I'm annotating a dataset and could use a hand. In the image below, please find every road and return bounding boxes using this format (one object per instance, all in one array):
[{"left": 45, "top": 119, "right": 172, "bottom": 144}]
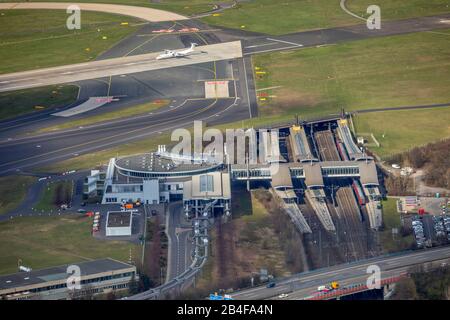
[
  {"left": 231, "top": 246, "right": 450, "bottom": 300},
  {"left": 166, "top": 203, "right": 194, "bottom": 282}
]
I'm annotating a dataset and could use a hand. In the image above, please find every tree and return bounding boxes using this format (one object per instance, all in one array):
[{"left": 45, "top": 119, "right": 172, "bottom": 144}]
[{"left": 391, "top": 278, "right": 417, "bottom": 300}]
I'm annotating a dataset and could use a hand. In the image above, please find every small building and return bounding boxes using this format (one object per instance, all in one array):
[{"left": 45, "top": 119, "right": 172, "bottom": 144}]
[
  {"left": 106, "top": 211, "right": 133, "bottom": 237},
  {"left": 0, "top": 258, "right": 136, "bottom": 300}
]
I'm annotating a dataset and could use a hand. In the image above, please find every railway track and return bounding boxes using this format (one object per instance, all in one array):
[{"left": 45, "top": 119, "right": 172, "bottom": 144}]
[
  {"left": 314, "top": 130, "right": 340, "bottom": 161},
  {"left": 335, "top": 187, "right": 368, "bottom": 261}
]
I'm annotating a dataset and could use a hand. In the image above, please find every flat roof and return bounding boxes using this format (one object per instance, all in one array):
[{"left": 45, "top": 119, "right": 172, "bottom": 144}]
[
  {"left": 358, "top": 161, "right": 379, "bottom": 186},
  {"left": 184, "top": 172, "right": 231, "bottom": 200},
  {"left": 107, "top": 211, "right": 132, "bottom": 228},
  {"left": 0, "top": 258, "right": 134, "bottom": 291},
  {"left": 271, "top": 164, "right": 293, "bottom": 189},
  {"left": 303, "top": 163, "right": 324, "bottom": 187},
  {"left": 115, "top": 152, "right": 219, "bottom": 174}
]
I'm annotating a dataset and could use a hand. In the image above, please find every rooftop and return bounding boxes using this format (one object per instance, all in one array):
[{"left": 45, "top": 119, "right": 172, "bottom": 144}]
[
  {"left": 107, "top": 211, "right": 132, "bottom": 228},
  {"left": 115, "top": 152, "right": 221, "bottom": 174},
  {"left": 0, "top": 258, "right": 134, "bottom": 291}
]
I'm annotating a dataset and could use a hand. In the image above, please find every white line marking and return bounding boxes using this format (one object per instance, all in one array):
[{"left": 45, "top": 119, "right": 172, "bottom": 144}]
[
  {"left": 241, "top": 58, "right": 253, "bottom": 118},
  {"left": 256, "top": 86, "right": 282, "bottom": 92},
  {"left": 245, "top": 45, "right": 304, "bottom": 55},
  {"left": 244, "top": 43, "right": 279, "bottom": 49},
  {"left": 266, "top": 37, "right": 303, "bottom": 47},
  {"left": 3, "top": 83, "right": 43, "bottom": 90}
]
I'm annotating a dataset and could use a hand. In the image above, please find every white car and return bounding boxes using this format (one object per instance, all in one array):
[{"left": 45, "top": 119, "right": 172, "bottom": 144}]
[{"left": 278, "top": 293, "right": 289, "bottom": 299}]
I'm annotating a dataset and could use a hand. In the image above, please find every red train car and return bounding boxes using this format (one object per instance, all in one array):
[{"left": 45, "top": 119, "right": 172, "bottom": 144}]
[
  {"left": 336, "top": 141, "right": 349, "bottom": 161},
  {"left": 352, "top": 180, "right": 366, "bottom": 206}
]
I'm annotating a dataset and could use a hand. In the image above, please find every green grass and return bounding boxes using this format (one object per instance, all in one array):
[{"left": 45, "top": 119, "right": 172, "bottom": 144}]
[
  {"left": 2, "top": 0, "right": 228, "bottom": 16},
  {"left": 0, "top": 175, "right": 36, "bottom": 215},
  {"left": 34, "top": 180, "right": 73, "bottom": 211},
  {"left": 202, "top": 0, "right": 450, "bottom": 35},
  {"left": 39, "top": 99, "right": 170, "bottom": 133},
  {"left": 0, "top": 85, "right": 78, "bottom": 121},
  {"left": 253, "top": 29, "right": 450, "bottom": 119},
  {"left": 346, "top": 0, "right": 450, "bottom": 21},
  {"left": 0, "top": 215, "right": 139, "bottom": 275},
  {"left": 354, "top": 107, "right": 450, "bottom": 158},
  {"left": 0, "top": 9, "right": 140, "bottom": 74},
  {"left": 379, "top": 198, "right": 414, "bottom": 253}
]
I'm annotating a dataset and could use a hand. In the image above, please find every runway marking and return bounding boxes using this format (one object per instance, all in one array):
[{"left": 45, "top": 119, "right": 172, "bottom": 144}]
[
  {"left": 266, "top": 37, "right": 303, "bottom": 47},
  {"left": 242, "top": 57, "right": 253, "bottom": 118},
  {"left": 0, "top": 77, "right": 36, "bottom": 84},
  {"left": 0, "top": 99, "right": 221, "bottom": 170},
  {"left": 124, "top": 33, "right": 162, "bottom": 57},
  {"left": 244, "top": 43, "right": 279, "bottom": 49},
  {"left": 245, "top": 45, "right": 305, "bottom": 55},
  {"left": 3, "top": 83, "right": 43, "bottom": 90},
  {"left": 1, "top": 98, "right": 241, "bottom": 175},
  {"left": 256, "top": 85, "right": 282, "bottom": 92}
]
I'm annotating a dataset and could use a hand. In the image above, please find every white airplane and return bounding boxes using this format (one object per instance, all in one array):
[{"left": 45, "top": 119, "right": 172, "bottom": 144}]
[{"left": 156, "top": 43, "right": 198, "bottom": 60}]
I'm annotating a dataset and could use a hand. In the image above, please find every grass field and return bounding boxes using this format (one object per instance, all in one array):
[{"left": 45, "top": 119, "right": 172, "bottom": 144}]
[
  {"left": 0, "top": 175, "right": 36, "bottom": 215},
  {"left": 202, "top": 0, "right": 450, "bottom": 35},
  {"left": 354, "top": 107, "right": 450, "bottom": 158},
  {"left": 2, "top": 0, "right": 227, "bottom": 16},
  {"left": 253, "top": 29, "right": 450, "bottom": 119},
  {"left": 0, "top": 215, "right": 139, "bottom": 275},
  {"left": 35, "top": 180, "right": 73, "bottom": 211},
  {"left": 0, "top": 85, "right": 78, "bottom": 121},
  {"left": 0, "top": 9, "right": 140, "bottom": 74},
  {"left": 40, "top": 99, "right": 169, "bottom": 133},
  {"left": 379, "top": 198, "right": 414, "bottom": 253}
]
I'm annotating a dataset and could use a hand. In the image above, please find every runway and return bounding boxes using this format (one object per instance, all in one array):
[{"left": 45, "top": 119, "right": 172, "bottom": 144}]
[
  {"left": 1, "top": 12, "right": 449, "bottom": 176},
  {"left": 0, "top": 97, "right": 248, "bottom": 175},
  {"left": 0, "top": 41, "right": 243, "bottom": 92}
]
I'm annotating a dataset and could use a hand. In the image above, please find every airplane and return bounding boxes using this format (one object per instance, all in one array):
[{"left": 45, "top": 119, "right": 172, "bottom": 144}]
[{"left": 156, "top": 43, "right": 198, "bottom": 60}]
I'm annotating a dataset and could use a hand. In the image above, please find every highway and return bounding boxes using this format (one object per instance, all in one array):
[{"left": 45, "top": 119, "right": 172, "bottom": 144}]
[{"left": 231, "top": 246, "right": 450, "bottom": 300}]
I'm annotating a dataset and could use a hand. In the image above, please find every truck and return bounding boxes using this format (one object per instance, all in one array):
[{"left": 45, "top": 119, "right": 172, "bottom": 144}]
[{"left": 317, "top": 281, "right": 339, "bottom": 292}]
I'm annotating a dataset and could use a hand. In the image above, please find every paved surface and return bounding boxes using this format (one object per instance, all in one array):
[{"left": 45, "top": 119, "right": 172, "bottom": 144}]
[
  {"left": 242, "top": 13, "right": 450, "bottom": 55},
  {"left": 0, "top": 2, "right": 187, "bottom": 21},
  {"left": 231, "top": 246, "right": 450, "bottom": 300},
  {"left": 166, "top": 202, "right": 193, "bottom": 282},
  {"left": 0, "top": 41, "right": 243, "bottom": 92},
  {"left": 0, "top": 97, "right": 248, "bottom": 175}
]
